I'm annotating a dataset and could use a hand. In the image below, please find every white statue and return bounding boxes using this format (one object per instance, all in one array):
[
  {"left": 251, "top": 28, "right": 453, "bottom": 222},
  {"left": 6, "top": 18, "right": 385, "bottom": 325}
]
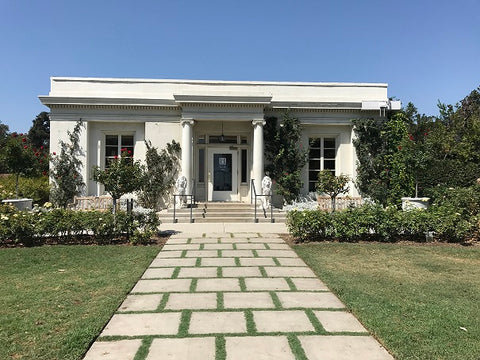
[
  {"left": 261, "top": 175, "right": 272, "bottom": 209},
  {"left": 175, "top": 176, "right": 188, "bottom": 207}
]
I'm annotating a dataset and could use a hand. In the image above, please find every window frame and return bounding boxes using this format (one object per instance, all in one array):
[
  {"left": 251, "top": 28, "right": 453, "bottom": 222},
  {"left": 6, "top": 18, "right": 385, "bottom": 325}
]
[{"left": 308, "top": 136, "right": 337, "bottom": 192}]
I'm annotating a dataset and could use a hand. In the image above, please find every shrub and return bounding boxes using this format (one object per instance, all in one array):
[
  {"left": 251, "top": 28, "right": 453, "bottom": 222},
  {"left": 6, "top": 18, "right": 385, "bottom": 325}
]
[{"left": 0, "top": 175, "right": 50, "bottom": 204}]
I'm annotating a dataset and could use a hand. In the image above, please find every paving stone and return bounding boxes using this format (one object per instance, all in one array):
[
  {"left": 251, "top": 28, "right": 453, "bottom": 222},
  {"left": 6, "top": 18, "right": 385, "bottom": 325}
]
[
  {"left": 234, "top": 232, "right": 260, "bottom": 238},
  {"left": 150, "top": 258, "right": 197, "bottom": 267},
  {"left": 201, "top": 257, "right": 236, "bottom": 266},
  {"left": 156, "top": 250, "right": 184, "bottom": 258},
  {"left": 267, "top": 243, "right": 291, "bottom": 250},
  {"left": 276, "top": 292, "right": 345, "bottom": 308},
  {"left": 235, "top": 243, "right": 267, "bottom": 250},
  {"left": 253, "top": 310, "right": 314, "bottom": 332},
  {"left": 277, "top": 258, "right": 308, "bottom": 266},
  {"left": 203, "top": 243, "right": 234, "bottom": 250},
  {"left": 223, "top": 292, "right": 275, "bottom": 309},
  {"left": 239, "top": 257, "right": 276, "bottom": 266},
  {"left": 163, "top": 244, "right": 200, "bottom": 251},
  {"left": 225, "top": 336, "right": 295, "bottom": 360},
  {"left": 189, "top": 311, "right": 246, "bottom": 334},
  {"left": 118, "top": 294, "right": 163, "bottom": 312},
  {"left": 190, "top": 238, "right": 219, "bottom": 243},
  {"left": 244, "top": 278, "right": 290, "bottom": 291},
  {"left": 142, "top": 268, "right": 175, "bottom": 279},
  {"left": 178, "top": 267, "right": 218, "bottom": 278},
  {"left": 258, "top": 233, "right": 280, "bottom": 238},
  {"left": 131, "top": 279, "right": 191, "bottom": 293},
  {"left": 222, "top": 266, "right": 262, "bottom": 277},
  {"left": 165, "top": 238, "right": 190, "bottom": 244},
  {"left": 291, "top": 278, "right": 329, "bottom": 291},
  {"left": 256, "top": 250, "right": 297, "bottom": 258},
  {"left": 314, "top": 311, "right": 367, "bottom": 332},
  {"left": 249, "top": 237, "right": 285, "bottom": 243},
  {"left": 219, "top": 237, "right": 250, "bottom": 243},
  {"left": 185, "top": 250, "right": 218, "bottom": 258},
  {"left": 165, "top": 293, "right": 217, "bottom": 310},
  {"left": 298, "top": 335, "right": 394, "bottom": 360},
  {"left": 101, "top": 313, "right": 181, "bottom": 336},
  {"left": 264, "top": 266, "right": 316, "bottom": 278},
  {"left": 222, "top": 250, "right": 254, "bottom": 257},
  {"left": 196, "top": 278, "right": 241, "bottom": 292},
  {"left": 146, "top": 337, "right": 216, "bottom": 360},
  {"left": 83, "top": 339, "right": 142, "bottom": 360}
]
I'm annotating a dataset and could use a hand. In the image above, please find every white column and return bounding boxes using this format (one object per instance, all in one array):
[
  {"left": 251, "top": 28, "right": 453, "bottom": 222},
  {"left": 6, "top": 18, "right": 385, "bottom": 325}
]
[
  {"left": 252, "top": 119, "right": 266, "bottom": 194},
  {"left": 181, "top": 119, "right": 195, "bottom": 194}
]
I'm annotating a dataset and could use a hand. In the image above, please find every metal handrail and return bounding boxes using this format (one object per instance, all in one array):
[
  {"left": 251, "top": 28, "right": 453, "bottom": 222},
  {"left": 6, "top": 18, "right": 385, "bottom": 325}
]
[
  {"left": 250, "top": 179, "right": 274, "bottom": 223},
  {"left": 172, "top": 179, "right": 197, "bottom": 223}
]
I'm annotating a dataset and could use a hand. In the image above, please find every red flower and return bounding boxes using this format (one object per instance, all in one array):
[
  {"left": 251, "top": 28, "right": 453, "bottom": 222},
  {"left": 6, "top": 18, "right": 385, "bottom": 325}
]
[
  {"left": 35, "top": 152, "right": 39, "bottom": 157},
  {"left": 128, "top": 150, "right": 132, "bottom": 155},
  {"left": 40, "top": 146, "right": 44, "bottom": 150},
  {"left": 409, "top": 135, "right": 414, "bottom": 140},
  {"left": 398, "top": 146, "right": 402, "bottom": 150},
  {"left": 12, "top": 133, "right": 17, "bottom": 137},
  {"left": 424, "top": 132, "right": 428, "bottom": 136},
  {"left": 39, "top": 159, "right": 43, "bottom": 163},
  {"left": 52, "top": 152, "right": 56, "bottom": 155},
  {"left": 22, "top": 138, "right": 26, "bottom": 142},
  {"left": 24, "top": 145, "right": 28, "bottom": 149},
  {"left": 42, "top": 171, "right": 47, "bottom": 176},
  {"left": 114, "top": 155, "right": 118, "bottom": 159}
]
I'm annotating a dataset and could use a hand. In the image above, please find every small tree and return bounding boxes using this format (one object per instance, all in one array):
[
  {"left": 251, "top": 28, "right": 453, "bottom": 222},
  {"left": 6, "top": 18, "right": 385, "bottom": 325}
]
[
  {"left": 137, "top": 140, "right": 181, "bottom": 210},
  {"left": 316, "top": 170, "right": 350, "bottom": 212},
  {"left": 264, "top": 110, "right": 308, "bottom": 204},
  {"left": 50, "top": 121, "right": 85, "bottom": 208},
  {"left": 0, "top": 133, "right": 44, "bottom": 198},
  {"left": 91, "top": 148, "right": 143, "bottom": 213}
]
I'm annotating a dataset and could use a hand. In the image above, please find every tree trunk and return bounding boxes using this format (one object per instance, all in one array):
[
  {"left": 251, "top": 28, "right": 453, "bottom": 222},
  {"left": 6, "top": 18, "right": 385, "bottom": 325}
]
[
  {"left": 112, "top": 197, "right": 117, "bottom": 214},
  {"left": 331, "top": 196, "right": 336, "bottom": 212},
  {"left": 15, "top": 173, "right": 19, "bottom": 199}
]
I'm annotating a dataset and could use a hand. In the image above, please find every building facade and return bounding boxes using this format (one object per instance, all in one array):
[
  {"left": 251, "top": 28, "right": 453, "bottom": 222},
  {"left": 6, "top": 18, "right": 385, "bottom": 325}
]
[{"left": 40, "top": 77, "right": 400, "bottom": 204}]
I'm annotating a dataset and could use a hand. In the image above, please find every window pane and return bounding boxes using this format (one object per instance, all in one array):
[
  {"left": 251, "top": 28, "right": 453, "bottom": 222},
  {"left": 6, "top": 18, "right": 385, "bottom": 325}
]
[
  {"left": 309, "top": 159, "right": 320, "bottom": 169},
  {"left": 309, "top": 171, "right": 319, "bottom": 181},
  {"left": 309, "top": 148, "right": 321, "bottom": 158},
  {"left": 209, "top": 135, "right": 237, "bottom": 144},
  {"left": 309, "top": 138, "right": 321, "bottom": 148},
  {"left": 106, "top": 135, "right": 118, "bottom": 146},
  {"left": 241, "top": 149, "right": 247, "bottom": 183},
  {"left": 105, "top": 146, "right": 118, "bottom": 157},
  {"left": 198, "top": 148, "right": 205, "bottom": 183},
  {"left": 121, "top": 135, "right": 134, "bottom": 146},
  {"left": 324, "top": 160, "right": 336, "bottom": 170},
  {"left": 324, "top": 138, "right": 336, "bottom": 148},
  {"left": 309, "top": 182, "right": 316, "bottom": 192},
  {"left": 324, "top": 148, "right": 336, "bottom": 159}
]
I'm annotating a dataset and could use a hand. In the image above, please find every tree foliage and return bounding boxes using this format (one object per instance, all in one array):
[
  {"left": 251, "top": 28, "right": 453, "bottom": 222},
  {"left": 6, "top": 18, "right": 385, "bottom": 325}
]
[
  {"left": 264, "top": 111, "right": 308, "bottom": 204},
  {"left": 137, "top": 140, "right": 181, "bottom": 210},
  {"left": 28, "top": 111, "right": 50, "bottom": 151},
  {"left": 91, "top": 148, "right": 143, "bottom": 213},
  {"left": 50, "top": 121, "right": 85, "bottom": 208}
]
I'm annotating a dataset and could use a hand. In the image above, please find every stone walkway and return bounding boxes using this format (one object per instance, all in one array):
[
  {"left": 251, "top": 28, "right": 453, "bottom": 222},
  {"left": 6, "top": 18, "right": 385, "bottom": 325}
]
[{"left": 83, "top": 230, "right": 393, "bottom": 360}]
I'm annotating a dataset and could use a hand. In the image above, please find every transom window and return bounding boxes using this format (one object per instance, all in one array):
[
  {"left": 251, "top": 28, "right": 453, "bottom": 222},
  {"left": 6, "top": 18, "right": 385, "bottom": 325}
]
[
  {"left": 308, "top": 137, "right": 336, "bottom": 192},
  {"left": 105, "top": 134, "right": 134, "bottom": 168}
]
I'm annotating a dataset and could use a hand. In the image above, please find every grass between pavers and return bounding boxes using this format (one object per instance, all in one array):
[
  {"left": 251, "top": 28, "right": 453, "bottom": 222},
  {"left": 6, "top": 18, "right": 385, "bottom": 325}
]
[
  {"left": 292, "top": 242, "right": 480, "bottom": 360},
  {"left": 0, "top": 245, "right": 160, "bottom": 360}
]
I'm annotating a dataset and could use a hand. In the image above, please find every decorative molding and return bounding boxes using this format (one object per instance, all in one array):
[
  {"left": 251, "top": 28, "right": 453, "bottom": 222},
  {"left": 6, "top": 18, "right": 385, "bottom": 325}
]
[
  {"left": 174, "top": 94, "right": 272, "bottom": 105},
  {"left": 252, "top": 120, "right": 266, "bottom": 127}
]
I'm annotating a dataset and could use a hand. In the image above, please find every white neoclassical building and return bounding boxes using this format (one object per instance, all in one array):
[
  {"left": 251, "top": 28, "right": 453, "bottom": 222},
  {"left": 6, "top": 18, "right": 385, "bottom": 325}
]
[{"left": 39, "top": 77, "right": 400, "bottom": 204}]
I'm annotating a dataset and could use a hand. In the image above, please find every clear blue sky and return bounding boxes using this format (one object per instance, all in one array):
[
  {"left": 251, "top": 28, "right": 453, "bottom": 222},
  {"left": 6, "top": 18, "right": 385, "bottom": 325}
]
[{"left": 1, "top": 0, "right": 479, "bottom": 133}]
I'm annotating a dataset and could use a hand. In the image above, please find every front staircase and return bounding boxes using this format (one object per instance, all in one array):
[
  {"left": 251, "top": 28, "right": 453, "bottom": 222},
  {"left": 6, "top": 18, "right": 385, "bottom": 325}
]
[{"left": 157, "top": 202, "right": 286, "bottom": 223}]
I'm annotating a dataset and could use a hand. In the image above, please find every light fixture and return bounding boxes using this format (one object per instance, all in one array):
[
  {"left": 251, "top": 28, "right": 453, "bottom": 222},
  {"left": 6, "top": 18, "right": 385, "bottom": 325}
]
[{"left": 220, "top": 121, "right": 225, "bottom": 142}]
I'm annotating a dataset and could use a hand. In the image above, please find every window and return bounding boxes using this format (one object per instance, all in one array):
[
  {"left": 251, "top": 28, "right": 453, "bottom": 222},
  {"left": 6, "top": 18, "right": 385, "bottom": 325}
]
[
  {"left": 198, "top": 148, "right": 205, "bottom": 183},
  {"left": 105, "top": 134, "right": 134, "bottom": 168},
  {"left": 241, "top": 149, "right": 247, "bottom": 183},
  {"left": 308, "top": 137, "right": 336, "bottom": 191}
]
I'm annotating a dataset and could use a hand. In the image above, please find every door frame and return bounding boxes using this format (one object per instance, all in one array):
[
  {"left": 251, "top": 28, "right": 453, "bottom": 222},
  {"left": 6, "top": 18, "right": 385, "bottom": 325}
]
[{"left": 207, "top": 147, "right": 238, "bottom": 201}]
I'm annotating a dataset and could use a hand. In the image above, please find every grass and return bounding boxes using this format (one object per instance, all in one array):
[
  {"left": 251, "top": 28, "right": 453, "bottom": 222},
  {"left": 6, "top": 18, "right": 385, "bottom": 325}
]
[
  {"left": 0, "top": 245, "right": 159, "bottom": 360},
  {"left": 293, "top": 242, "right": 480, "bottom": 360}
]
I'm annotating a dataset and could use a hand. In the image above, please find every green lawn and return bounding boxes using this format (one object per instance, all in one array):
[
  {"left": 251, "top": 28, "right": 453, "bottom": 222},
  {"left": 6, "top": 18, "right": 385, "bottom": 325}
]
[
  {"left": 293, "top": 242, "right": 480, "bottom": 360},
  {"left": 0, "top": 245, "right": 160, "bottom": 360}
]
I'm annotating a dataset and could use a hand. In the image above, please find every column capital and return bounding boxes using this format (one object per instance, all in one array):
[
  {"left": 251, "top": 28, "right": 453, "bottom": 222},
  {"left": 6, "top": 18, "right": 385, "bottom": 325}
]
[
  {"left": 180, "top": 118, "right": 195, "bottom": 127},
  {"left": 252, "top": 119, "right": 266, "bottom": 127}
]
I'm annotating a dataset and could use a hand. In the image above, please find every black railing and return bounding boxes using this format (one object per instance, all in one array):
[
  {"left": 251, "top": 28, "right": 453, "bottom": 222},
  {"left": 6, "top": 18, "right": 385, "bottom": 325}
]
[
  {"left": 251, "top": 179, "right": 274, "bottom": 223},
  {"left": 172, "top": 179, "right": 196, "bottom": 223}
]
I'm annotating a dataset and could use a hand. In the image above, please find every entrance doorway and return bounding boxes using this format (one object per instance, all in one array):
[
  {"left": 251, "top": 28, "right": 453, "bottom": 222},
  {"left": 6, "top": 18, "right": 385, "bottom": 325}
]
[{"left": 207, "top": 148, "right": 238, "bottom": 201}]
